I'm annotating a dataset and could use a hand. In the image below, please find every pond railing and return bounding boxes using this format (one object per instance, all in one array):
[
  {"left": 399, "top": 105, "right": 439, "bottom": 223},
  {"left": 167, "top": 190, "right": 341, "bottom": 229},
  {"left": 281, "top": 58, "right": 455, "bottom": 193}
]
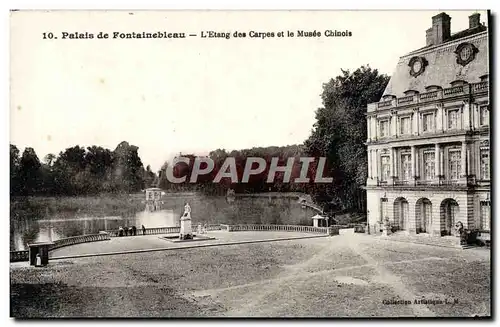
[
  {"left": 224, "top": 224, "right": 331, "bottom": 234},
  {"left": 10, "top": 223, "right": 366, "bottom": 262},
  {"left": 49, "top": 232, "right": 111, "bottom": 251},
  {"left": 105, "top": 224, "right": 225, "bottom": 237},
  {"left": 10, "top": 250, "right": 29, "bottom": 262},
  {"left": 105, "top": 226, "right": 181, "bottom": 237},
  {"left": 10, "top": 232, "right": 111, "bottom": 262}
]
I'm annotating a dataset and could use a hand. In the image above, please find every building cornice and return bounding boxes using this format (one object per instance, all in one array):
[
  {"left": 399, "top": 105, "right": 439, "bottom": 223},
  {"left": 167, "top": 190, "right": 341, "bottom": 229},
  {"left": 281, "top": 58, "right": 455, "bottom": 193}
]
[{"left": 400, "top": 31, "right": 488, "bottom": 61}]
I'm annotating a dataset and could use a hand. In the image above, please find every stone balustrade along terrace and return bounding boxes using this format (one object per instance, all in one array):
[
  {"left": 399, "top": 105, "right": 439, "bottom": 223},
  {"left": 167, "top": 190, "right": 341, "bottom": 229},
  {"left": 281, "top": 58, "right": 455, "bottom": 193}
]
[{"left": 10, "top": 223, "right": 363, "bottom": 262}]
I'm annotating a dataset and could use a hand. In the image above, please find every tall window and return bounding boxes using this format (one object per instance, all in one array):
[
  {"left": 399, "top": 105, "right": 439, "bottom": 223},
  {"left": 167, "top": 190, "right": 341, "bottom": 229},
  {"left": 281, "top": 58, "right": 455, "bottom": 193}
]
[
  {"left": 448, "top": 110, "right": 459, "bottom": 130},
  {"left": 423, "top": 151, "right": 435, "bottom": 180},
  {"left": 400, "top": 117, "right": 411, "bottom": 135},
  {"left": 480, "top": 201, "right": 490, "bottom": 231},
  {"left": 422, "top": 113, "right": 434, "bottom": 132},
  {"left": 448, "top": 149, "right": 461, "bottom": 180},
  {"left": 380, "top": 120, "right": 389, "bottom": 137},
  {"left": 480, "top": 148, "right": 490, "bottom": 180},
  {"left": 401, "top": 153, "right": 412, "bottom": 181},
  {"left": 381, "top": 156, "right": 390, "bottom": 181},
  {"left": 480, "top": 106, "right": 489, "bottom": 126}
]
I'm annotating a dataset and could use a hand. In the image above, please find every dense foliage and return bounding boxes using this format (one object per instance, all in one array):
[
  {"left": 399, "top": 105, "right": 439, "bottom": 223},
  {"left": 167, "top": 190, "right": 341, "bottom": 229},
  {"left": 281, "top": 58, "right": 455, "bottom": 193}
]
[
  {"left": 304, "top": 66, "right": 389, "bottom": 210},
  {"left": 156, "top": 145, "right": 318, "bottom": 195},
  {"left": 10, "top": 142, "right": 146, "bottom": 195}
]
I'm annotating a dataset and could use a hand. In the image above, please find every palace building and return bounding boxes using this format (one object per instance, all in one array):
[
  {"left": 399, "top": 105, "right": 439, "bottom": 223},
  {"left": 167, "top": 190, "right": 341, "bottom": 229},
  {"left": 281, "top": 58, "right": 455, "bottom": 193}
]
[{"left": 365, "top": 12, "right": 490, "bottom": 236}]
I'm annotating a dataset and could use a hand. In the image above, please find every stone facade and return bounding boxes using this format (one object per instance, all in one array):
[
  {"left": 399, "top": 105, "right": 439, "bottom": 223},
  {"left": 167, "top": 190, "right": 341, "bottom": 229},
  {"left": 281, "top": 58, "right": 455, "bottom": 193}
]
[{"left": 365, "top": 13, "right": 490, "bottom": 236}]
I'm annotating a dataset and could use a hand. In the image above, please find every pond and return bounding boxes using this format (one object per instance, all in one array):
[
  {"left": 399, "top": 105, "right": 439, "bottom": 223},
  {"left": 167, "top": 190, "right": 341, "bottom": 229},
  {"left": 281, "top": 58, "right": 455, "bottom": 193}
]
[{"left": 10, "top": 193, "right": 318, "bottom": 251}]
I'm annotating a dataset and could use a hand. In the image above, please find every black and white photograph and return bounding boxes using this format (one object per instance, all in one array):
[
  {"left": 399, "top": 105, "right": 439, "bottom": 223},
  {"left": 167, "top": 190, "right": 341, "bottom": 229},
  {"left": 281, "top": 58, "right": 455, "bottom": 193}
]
[{"left": 8, "top": 9, "right": 491, "bottom": 318}]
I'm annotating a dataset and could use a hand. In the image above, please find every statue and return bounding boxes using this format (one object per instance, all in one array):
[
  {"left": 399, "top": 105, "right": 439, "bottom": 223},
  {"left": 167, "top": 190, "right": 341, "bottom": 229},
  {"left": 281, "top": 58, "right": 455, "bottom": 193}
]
[
  {"left": 382, "top": 217, "right": 391, "bottom": 236},
  {"left": 455, "top": 221, "right": 466, "bottom": 244},
  {"left": 179, "top": 202, "right": 193, "bottom": 240},
  {"left": 184, "top": 203, "right": 191, "bottom": 216}
]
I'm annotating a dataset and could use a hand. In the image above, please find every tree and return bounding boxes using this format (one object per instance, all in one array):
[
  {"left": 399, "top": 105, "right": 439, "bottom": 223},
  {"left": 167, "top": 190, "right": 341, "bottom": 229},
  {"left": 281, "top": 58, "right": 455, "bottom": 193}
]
[
  {"left": 143, "top": 165, "right": 156, "bottom": 188},
  {"left": 17, "top": 147, "right": 42, "bottom": 195},
  {"left": 112, "top": 141, "right": 144, "bottom": 192},
  {"left": 10, "top": 145, "right": 21, "bottom": 195},
  {"left": 52, "top": 146, "right": 88, "bottom": 194},
  {"left": 304, "top": 65, "right": 389, "bottom": 210},
  {"left": 43, "top": 153, "right": 56, "bottom": 166}
]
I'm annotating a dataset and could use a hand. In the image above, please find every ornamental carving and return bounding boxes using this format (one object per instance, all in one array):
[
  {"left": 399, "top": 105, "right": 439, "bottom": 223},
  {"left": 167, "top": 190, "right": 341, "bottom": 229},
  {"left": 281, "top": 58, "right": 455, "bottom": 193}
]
[
  {"left": 480, "top": 140, "right": 489, "bottom": 147},
  {"left": 408, "top": 56, "right": 428, "bottom": 77},
  {"left": 454, "top": 42, "right": 479, "bottom": 66}
]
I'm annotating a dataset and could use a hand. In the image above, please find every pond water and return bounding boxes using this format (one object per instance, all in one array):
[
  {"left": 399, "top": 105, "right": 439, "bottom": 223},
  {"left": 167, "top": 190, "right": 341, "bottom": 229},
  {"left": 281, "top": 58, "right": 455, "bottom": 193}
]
[{"left": 10, "top": 193, "right": 318, "bottom": 251}]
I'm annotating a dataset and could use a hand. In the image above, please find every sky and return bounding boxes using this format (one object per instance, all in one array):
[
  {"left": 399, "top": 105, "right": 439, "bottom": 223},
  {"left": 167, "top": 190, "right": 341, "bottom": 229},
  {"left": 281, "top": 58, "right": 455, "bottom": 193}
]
[{"left": 10, "top": 10, "right": 488, "bottom": 171}]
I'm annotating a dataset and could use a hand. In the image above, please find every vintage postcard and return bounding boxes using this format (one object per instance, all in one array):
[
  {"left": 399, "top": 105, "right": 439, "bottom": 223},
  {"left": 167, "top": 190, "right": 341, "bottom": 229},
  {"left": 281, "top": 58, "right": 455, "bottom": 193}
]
[{"left": 9, "top": 10, "right": 491, "bottom": 318}]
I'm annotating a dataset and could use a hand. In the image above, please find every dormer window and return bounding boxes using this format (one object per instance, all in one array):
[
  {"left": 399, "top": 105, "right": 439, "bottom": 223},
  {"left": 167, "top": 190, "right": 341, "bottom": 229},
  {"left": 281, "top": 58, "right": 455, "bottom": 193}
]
[
  {"left": 480, "top": 74, "right": 489, "bottom": 82},
  {"left": 383, "top": 94, "right": 396, "bottom": 99},
  {"left": 450, "top": 80, "right": 468, "bottom": 87},
  {"left": 403, "top": 90, "right": 419, "bottom": 96},
  {"left": 425, "top": 85, "right": 442, "bottom": 92}
]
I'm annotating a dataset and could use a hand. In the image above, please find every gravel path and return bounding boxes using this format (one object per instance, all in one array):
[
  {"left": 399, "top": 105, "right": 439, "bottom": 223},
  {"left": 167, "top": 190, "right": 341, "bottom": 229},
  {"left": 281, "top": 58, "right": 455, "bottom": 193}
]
[{"left": 11, "top": 234, "right": 490, "bottom": 318}]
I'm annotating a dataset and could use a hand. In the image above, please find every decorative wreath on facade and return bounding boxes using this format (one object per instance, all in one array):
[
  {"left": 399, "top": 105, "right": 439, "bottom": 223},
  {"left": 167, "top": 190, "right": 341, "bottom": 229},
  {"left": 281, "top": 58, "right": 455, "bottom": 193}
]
[
  {"left": 454, "top": 42, "right": 479, "bottom": 66},
  {"left": 408, "top": 56, "right": 428, "bottom": 77}
]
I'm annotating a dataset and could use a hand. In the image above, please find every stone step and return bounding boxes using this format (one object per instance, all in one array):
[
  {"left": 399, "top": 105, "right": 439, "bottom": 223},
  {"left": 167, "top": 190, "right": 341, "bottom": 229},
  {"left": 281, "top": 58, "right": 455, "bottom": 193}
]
[{"left": 379, "top": 235, "right": 465, "bottom": 249}]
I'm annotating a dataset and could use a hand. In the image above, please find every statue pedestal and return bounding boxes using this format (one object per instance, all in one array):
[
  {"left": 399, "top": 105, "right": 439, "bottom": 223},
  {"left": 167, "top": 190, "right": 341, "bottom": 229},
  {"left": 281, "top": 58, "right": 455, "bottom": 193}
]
[
  {"left": 382, "top": 222, "right": 391, "bottom": 236},
  {"left": 179, "top": 212, "right": 193, "bottom": 240}
]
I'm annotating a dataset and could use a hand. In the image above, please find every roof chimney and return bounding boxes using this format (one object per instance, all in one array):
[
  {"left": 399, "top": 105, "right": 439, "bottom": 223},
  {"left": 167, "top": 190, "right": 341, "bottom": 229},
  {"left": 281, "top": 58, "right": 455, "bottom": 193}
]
[
  {"left": 431, "top": 12, "right": 451, "bottom": 45},
  {"left": 426, "top": 28, "right": 434, "bottom": 46},
  {"left": 469, "top": 13, "right": 480, "bottom": 29}
]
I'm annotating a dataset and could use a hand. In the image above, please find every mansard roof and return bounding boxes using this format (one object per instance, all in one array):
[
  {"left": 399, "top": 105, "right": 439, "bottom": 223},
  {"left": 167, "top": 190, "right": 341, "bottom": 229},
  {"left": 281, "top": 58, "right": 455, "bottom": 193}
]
[{"left": 382, "top": 29, "right": 488, "bottom": 99}]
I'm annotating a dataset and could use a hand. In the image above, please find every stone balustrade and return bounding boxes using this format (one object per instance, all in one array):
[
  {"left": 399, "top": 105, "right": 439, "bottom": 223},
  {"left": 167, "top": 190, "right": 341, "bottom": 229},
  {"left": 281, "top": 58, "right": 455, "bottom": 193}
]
[
  {"left": 10, "top": 223, "right": 367, "bottom": 262},
  {"left": 50, "top": 233, "right": 111, "bottom": 251},
  {"left": 10, "top": 250, "right": 29, "bottom": 262},
  {"left": 419, "top": 90, "right": 439, "bottom": 101},
  {"left": 224, "top": 224, "right": 332, "bottom": 235},
  {"left": 397, "top": 95, "right": 414, "bottom": 105},
  {"left": 106, "top": 225, "right": 223, "bottom": 237},
  {"left": 205, "top": 224, "right": 223, "bottom": 231},
  {"left": 10, "top": 233, "right": 111, "bottom": 262},
  {"left": 368, "top": 82, "right": 488, "bottom": 112},
  {"left": 106, "top": 226, "right": 181, "bottom": 237}
]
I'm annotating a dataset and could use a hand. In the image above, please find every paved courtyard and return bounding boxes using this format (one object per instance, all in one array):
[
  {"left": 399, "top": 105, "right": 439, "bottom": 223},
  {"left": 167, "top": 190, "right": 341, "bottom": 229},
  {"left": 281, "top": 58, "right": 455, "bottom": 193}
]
[{"left": 10, "top": 233, "right": 490, "bottom": 318}]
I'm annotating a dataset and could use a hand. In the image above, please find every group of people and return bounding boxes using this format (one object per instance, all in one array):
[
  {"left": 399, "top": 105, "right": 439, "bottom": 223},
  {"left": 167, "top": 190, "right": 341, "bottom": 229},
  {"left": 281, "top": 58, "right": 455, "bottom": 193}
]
[
  {"left": 118, "top": 225, "right": 147, "bottom": 237},
  {"left": 197, "top": 224, "right": 208, "bottom": 234}
]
